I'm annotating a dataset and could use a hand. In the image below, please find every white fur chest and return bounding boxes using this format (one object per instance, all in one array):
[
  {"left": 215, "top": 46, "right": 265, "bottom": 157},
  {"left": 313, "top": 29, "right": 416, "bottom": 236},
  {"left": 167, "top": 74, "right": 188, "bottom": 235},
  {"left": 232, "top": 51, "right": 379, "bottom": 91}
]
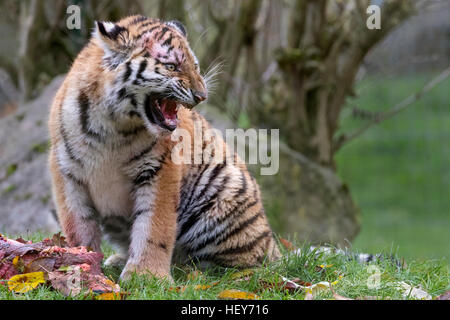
[{"left": 84, "top": 147, "right": 134, "bottom": 218}]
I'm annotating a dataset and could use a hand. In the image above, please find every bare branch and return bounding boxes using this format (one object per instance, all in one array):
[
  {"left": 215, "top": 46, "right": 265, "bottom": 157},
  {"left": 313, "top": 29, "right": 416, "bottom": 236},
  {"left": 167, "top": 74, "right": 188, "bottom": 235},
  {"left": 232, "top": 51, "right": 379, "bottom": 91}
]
[{"left": 334, "top": 66, "right": 450, "bottom": 151}]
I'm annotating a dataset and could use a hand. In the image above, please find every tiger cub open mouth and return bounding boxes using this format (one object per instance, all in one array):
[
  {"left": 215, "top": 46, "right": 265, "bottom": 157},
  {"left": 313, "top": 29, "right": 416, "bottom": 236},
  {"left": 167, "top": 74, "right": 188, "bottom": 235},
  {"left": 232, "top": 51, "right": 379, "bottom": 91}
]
[{"left": 144, "top": 95, "right": 182, "bottom": 131}]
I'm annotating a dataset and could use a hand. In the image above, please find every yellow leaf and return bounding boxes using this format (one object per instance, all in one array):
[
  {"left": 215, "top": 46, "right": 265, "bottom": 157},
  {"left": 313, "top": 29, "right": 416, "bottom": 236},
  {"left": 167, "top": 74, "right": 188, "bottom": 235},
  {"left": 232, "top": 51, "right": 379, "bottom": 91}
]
[
  {"left": 168, "top": 286, "right": 186, "bottom": 293},
  {"left": 8, "top": 272, "right": 46, "bottom": 293},
  {"left": 230, "top": 269, "right": 254, "bottom": 280},
  {"left": 169, "top": 281, "right": 219, "bottom": 293},
  {"left": 218, "top": 289, "right": 259, "bottom": 300},
  {"left": 187, "top": 270, "right": 202, "bottom": 281},
  {"left": 194, "top": 282, "right": 219, "bottom": 290},
  {"left": 96, "top": 292, "right": 129, "bottom": 300},
  {"left": 12, "top": 256, "right": 19, "bottom": 267}
]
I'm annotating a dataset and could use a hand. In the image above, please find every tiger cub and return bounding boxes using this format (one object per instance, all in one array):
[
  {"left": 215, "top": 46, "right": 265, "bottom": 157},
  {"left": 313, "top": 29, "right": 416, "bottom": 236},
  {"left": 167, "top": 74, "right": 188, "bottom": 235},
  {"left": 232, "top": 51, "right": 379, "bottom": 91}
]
[{"left": 48, "top": 15, "right": 280, "bottom": 281}]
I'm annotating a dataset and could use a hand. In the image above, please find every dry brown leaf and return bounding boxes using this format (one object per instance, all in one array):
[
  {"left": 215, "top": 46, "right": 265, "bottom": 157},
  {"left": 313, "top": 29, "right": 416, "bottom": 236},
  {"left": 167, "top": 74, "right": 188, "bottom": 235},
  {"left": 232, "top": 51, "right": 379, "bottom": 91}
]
[
  {"left": 51, "top": 232, "right": 68, "bottom": 247},
  {"left": 279, "top": 238, "right": 294, "bottom": 251},
  {"left": 259, "top": 276, "right": 311, "bottom": 294},
  {"left": 24, "top": 257, "right": 56, "bottom": 273},
  {"left": 435, "top": 291, "right": 450, "bottom": 300},
  {"left": 330, "top": 285, "right": 353, "bottom": 300},
  {"left": 291, "top": 278, "right": 312, "bottom": 287},
  {"left": 218, "top": 289, "right": 259, "bottom": 300},
  {"left": 1, "top": 234, "right": 120, "bottom": 297}
]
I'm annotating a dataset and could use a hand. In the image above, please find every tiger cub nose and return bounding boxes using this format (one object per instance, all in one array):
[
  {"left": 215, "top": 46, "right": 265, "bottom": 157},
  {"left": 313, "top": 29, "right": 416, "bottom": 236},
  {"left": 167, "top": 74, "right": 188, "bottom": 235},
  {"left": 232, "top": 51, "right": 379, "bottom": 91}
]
[{"left": 192, "top": 90, "right": 207, "bottom": 104}]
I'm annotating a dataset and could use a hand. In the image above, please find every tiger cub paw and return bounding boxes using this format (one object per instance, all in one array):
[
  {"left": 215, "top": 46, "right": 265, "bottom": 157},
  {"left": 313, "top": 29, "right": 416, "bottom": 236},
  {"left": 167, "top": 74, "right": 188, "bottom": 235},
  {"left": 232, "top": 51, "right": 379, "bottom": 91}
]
[
  {"left": 119, "top": 264, "right": 173, "bottom": 283},
  {"left": 104, "top": 253, "right": 127, "bottom": 268}
]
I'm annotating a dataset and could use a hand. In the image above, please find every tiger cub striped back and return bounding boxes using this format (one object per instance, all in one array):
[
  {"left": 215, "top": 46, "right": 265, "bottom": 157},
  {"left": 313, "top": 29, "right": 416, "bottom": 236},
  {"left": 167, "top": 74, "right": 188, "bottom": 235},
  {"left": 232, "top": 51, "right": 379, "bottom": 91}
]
[{"left": 48, "top": 15, "right": 280, "bottom": 281}]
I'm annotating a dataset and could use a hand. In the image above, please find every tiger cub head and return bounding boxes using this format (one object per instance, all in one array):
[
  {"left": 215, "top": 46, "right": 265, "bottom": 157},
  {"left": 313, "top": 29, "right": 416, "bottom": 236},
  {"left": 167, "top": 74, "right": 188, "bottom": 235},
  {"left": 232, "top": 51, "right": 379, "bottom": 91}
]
[{"left": 93, "top": 15, "right": 207, "bottom": 132}]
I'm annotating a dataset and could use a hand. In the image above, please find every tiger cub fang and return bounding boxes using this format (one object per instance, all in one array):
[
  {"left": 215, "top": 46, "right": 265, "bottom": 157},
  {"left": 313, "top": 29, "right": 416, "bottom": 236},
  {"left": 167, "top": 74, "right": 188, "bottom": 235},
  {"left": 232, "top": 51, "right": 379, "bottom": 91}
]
[{"left": 48, "top": 15, "right": 280, "bottom": 281}]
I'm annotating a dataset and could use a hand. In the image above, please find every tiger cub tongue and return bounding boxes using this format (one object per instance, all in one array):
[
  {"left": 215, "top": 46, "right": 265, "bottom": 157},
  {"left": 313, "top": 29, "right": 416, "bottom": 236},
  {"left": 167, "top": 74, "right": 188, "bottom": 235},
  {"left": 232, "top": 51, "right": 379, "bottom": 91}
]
[{"left": 160, "top": 99, "right": 178, "bottom": 126}]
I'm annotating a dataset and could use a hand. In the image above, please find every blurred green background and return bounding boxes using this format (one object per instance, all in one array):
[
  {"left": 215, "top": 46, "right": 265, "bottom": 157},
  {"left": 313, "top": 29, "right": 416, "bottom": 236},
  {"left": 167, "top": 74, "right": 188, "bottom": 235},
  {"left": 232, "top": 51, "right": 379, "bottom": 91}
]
[{"left": 337, "top": 75, "right": 450, "bottom": 263}]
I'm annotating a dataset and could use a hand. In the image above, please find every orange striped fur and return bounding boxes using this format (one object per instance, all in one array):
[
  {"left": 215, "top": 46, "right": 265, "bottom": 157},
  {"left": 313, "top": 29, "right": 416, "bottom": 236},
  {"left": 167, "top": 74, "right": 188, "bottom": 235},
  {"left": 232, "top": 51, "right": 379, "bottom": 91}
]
[{"left": 48, "top": 15, "right": 280, "bottom": 281}]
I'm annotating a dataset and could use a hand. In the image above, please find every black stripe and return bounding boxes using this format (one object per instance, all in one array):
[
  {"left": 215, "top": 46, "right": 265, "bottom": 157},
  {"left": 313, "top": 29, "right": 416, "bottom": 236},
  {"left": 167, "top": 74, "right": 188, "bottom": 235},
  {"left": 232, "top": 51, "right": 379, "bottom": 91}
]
[
  {"left": 62, "top": 170, "right": 85, "bottom": 187},
  {"left": 176, "top": 164, "right": 226, "bottom": 241},
  {"left": 148, "top": 239, "right": 168, "bottom": 252},
  {"left": 123, "top": 61, "right": 132, "bottom": 82},
  {"left": 215, "top": 209, "right": 263, "bottom": 246},
  {"left": 109, "top": 25, "right": 127, "bottom": 40},
  {"left": 118, "top": 125, "right": 145, "bottom": 137},
  {"left": 215, "top": 230, "right": 271, "bottom": 256},
  {"left": 162, "top": 34, "right": 173, "bottom": 47},
  {"left": 128, "top": 15, "right": 148, "bottom": 26},
  {"left": 59, "top": 123, "right": 83, "bottom": 167},
  {"left": 185, "top": 195, "right": 258, "bottom": 253},
  {"left": 117, "top": 87, "right": 127, "bottom": 101},
  {"left": 183, "top": 163, "right": 226, "bottom": 212},
  {"left": 128, "top": 110, "right": 141, "bottom": 118},
  {"left": 133, "top": 60, "right": 148, "bottom": 85},
  {"left": 158, "top": 27, "right": 169, "bottom": 40},
  {"left": 128, "top": 140, "right": 157, "bottom": 163},
  {"left": 137, "top": 60, "right": 147, "bottom": 75},
  {"left": 186, "top": 186, "right": 259, "bottom": 246},
  {"left": 178, "top": 163, "right": 212, "bottom": 213},
  {"left": 132, "top": 152, "right": 167, "bottom": 189},
  {"left": 129, "top": 95, "right": 137, "bottom": 108},
  {"left": 133, "top": 168, "right": 160, "bottom": 187},
  {"left": 132, "top": 209, "right": 147, "bottom": 218},
  {"left": 138, "top": 22, "right": 158, "bottom": 31},
  {"left": 78, "top": 91, "right": 103, "bottom": 141},
  {"left": 81, "top": 206, "right": 100, "bottom": 223}
]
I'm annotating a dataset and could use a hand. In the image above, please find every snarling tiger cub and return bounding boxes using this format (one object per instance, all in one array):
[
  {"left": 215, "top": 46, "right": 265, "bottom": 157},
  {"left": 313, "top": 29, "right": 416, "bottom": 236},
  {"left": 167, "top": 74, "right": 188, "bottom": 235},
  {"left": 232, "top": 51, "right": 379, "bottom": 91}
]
[{"left": 48, "top": 15, "right": 280, "bottom": 281}]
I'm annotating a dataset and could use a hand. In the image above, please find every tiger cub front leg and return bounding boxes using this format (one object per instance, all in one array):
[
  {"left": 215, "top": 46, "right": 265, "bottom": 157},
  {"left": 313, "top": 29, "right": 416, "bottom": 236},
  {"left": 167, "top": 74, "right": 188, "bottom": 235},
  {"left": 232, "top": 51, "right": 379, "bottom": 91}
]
[
  {"left": 120, "top": 157, "right": 180, "bottom": 281},
  {"left": 49, "top": 152, "right": 102, "bottom": 252}
]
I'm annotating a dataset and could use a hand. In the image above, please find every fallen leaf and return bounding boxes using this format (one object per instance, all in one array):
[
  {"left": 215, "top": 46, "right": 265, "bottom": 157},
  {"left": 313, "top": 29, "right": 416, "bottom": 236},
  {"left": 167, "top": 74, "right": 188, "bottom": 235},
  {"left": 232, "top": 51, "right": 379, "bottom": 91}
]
[
  {"left": 218, "top": 289, "right": 259, "bottom": 300},
  {"left": 187, "top": 270, "right": 202, "bottom": 281},
  {"left": 291, "top": 278, "right": 312, "bottom": 287},
  {"left": 279, "top": 238, "right": 294, "bottom": 251},
  {"left": 95, "top": 291, "right": 130, "bottom": 300},
  {"left": 435, "top": 291, "right": 450, "bottom": 300},
  {"left": 51, "top": 232, "right": 68, "bottom": 247},
  {"left": 304, "top": 291, "right": 314, "bottom": 300},
  {"left": 8, "top": 272, "right": 46, "bottom": 293},
  {"left": 24, "top": 257, "right": 56, "bottom": 273},
  {"left": 168, "top": 286, "right": 186, "bottom": 293},
  {"left": 194, "top": 282, "right": 219, "bottom": 290},
  {"left": 396, "top": 281, "right": 431, "bottom": 300},
  {"left": 315, "top": 264, "right": 334, "bottom": 273},
  {"left": 330, "top": 285, "right": 353, "bottom": 300},
  {"left": 230, "top": 269, "right": 254, "bottom": 281},
  {"left": 259, "top": 276, "right": 312, "bottom": 294},
  {"left": 169, "top": 281, "right": 219, "bottom": 293}
]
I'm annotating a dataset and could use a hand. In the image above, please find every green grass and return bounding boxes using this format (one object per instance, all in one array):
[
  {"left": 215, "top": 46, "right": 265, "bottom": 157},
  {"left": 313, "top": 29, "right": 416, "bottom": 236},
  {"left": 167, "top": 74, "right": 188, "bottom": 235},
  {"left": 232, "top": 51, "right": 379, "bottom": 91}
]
[
  {"left": 336, "top": 72, "right": 450, "bottom": 263},
  {"left": 0, "top": 234, "right": 448, "bottom": 300}
]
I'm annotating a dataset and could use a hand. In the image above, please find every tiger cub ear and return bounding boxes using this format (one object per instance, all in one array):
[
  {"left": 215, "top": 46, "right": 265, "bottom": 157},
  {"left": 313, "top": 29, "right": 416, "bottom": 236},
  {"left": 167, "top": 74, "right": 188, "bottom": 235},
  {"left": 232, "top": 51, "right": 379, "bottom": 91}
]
[
  {"left": 166, "top": 20, "right": 187, "bottom": 37},
  {"left": 93, "top": 21, "right": 130, "bottom": 59}
]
